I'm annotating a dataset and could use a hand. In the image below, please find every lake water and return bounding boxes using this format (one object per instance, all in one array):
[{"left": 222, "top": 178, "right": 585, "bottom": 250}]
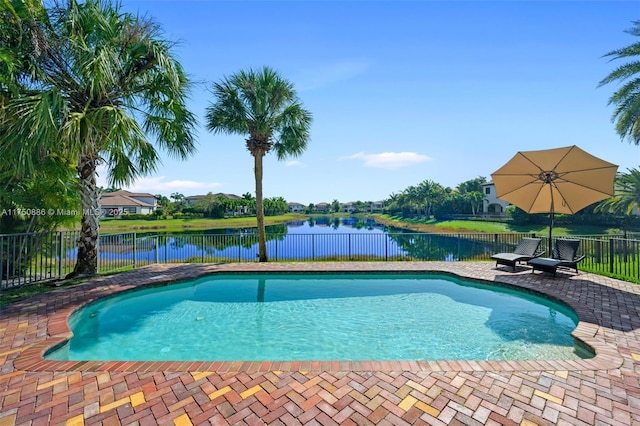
[{"left": 90, "top": 217, "right": 512, "bottom": 266}]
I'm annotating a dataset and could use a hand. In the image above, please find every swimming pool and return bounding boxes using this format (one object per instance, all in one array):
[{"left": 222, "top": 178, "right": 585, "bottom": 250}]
[{"left": 46, "top": 273, "right": 591, "bottom": 362}]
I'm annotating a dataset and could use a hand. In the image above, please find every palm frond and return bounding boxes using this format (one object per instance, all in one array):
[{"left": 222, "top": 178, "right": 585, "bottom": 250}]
[
  {"left": 599, "top": 61, "right": 640, "bottom": 86},
  {"left": 1, "top": 89, "right": 66, "bottom": 173},
  {"left": 611, "top": 86, "right": 640, "bottom": 144},
  {"left": 600, "top": 20, "right": 640, "bottom": 145},
  {"left": 206, "top": 65, "right": 310, "bottom": 148},
  {"left": 273, "top": 103, "right": 312, "bottom": 160},
  {"left": 206, "top": 78, "right": 251, "bottom": 135},
  {"left": 596, "top": 168, "right": 640, "bottom": 215}
]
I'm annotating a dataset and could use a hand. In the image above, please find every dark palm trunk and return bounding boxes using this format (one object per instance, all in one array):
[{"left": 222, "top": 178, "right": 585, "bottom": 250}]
[
  {"left": 69, "top": 155, "right": 100, "bottom": 278},
  {"left": 257, "top": 278, "right": 266, "bottom": 302},
  {"left": 254, "top": 153, "right": 268, "bottom": 262}
]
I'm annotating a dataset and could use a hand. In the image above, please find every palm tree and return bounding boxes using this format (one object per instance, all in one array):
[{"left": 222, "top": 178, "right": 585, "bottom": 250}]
[
  {"left": 0, "top": 0, "right": 196, "bottom": 277},
  {"left": 596, "top": 168, "right": 640, "bottom": 215},
  {"left": 417, "top": 180, "right": 446, "bottom": 218},
  {"left": 404, "top": 185, "right": 420, "bottom": 216},
  {"left": 599, "top": 20, "right": 640, "bottom": 145},
  {"left": 205, "top": 66, "right": 312, "bottom": 261},
  {"left": 456, "top": 177, "right": 486, "bottom": 215}
]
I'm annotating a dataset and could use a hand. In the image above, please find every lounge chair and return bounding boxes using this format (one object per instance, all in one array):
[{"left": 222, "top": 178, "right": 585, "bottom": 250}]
[
  {"left": 491, "top": 237, "right": 543, "bottom": 271},
  {"left": 527, "top": 239, "right": 586, "bottom": 276}
]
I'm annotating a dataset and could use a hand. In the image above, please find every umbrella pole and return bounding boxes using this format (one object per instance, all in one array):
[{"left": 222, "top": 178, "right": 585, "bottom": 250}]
[
  {"left": 548, "top": 211, "right": 554, "bottom": 255},
  {"left": 548, "top": 184, "right": 555, "bottom": 255}
]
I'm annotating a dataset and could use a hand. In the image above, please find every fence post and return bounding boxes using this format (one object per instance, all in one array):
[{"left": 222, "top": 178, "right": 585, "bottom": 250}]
[
  {"left": 385, "top": 234, "right": 388, "bottom": 261},
  {"left": 202, "top": 235, "right": 205, "bottom": 263},
  {"left": 16, "top": 235, "right": 23, "bottom": 287},
  {"left": 0, "top": 235, "right": 3, "bottom": 288},
  {"left": 155, "top": 236, "right": 159, "bottom": 264},
  {"left": 133, "top": 232, "right": 137, "bottom": 269},
  {"left": 609, "top": 238, "right": 614, "bottom": 274},
  {"left": 311, "top": 234, "right": 314, "bottom": 261},
  {"left": 58, "top": 232, "right": 64, "bottom": 278}
]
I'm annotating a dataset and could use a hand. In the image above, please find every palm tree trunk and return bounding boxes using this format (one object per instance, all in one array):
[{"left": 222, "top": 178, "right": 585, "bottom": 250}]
[
  {"left": 69, "top": 155, "right": 100, "bottom": 277},
  {"left": 254, "top": 153, "right": 268, "bottom": 262}
]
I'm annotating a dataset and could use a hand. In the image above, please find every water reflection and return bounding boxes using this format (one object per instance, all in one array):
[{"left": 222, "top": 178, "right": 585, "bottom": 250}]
[{"left": 89, "top": 216, "right": 505, "bottom": 263}]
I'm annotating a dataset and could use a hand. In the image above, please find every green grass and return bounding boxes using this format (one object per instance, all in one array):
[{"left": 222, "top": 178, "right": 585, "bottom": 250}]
[
  {"left": 580, "top": 267, "right": 640, "bottom": 284},
  {"left": 373, "top": 214, "right": 626, "bottom": 235},
  {"left": 64, "top": 213, "right": 307, "bottom": 233}
]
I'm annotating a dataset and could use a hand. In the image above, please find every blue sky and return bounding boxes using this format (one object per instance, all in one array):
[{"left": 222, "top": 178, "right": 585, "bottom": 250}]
[{"left": 108, "top": 0, "right": 640, "bottom": 205}]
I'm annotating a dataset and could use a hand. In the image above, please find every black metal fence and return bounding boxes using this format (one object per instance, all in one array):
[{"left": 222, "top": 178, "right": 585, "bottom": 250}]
[
  {"left": 1, "top": 231, "right": 79, "bottom": 289},
  {"left": 2, "top": 230, "right": 639, "bottom": 290}
]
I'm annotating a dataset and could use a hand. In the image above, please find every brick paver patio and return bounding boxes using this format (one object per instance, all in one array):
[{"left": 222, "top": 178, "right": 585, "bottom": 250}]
[{"left": 1, "top": 262, "right": 639, "bottom": 425}]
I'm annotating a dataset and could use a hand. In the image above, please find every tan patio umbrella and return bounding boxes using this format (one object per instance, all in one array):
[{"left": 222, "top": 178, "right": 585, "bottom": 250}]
[{"left": 491, "top": 145, "right": 618, "bottom": 254}]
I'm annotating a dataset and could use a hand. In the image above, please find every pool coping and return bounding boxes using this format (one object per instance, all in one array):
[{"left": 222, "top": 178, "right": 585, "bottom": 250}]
[{"left": 8, "top": 262, "right": 626, "bottom": 374}]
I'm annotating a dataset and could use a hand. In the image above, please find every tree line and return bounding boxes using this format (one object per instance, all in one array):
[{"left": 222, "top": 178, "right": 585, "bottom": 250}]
[
  {"left": 161, "top": 193, "right": 290, "bottom": 219},
  {"left": 384, "top": 177, "right": 487, "bottom": 219}
]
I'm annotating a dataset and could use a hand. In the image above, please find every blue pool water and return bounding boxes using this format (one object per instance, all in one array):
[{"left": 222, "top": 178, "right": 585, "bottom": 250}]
[{"left": 46, "top": 273, "right": 591, "bottom": 361}]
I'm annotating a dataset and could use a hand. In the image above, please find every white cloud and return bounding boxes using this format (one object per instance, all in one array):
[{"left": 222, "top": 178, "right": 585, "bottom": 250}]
[
  {"left": 94, "top": 166, "right": 222, "bottom": 195},
  {"left": 127, "top": 176, "right": 222, "bottom": 194},
  {"left": 296, "top": 60, "right": 369, "bottom": 91},
  {"left": 286, "top": 160, "right": 305, "bottom": 167},
  {"left": 341, "top": 151, "right": 431, "bottom": 169}
]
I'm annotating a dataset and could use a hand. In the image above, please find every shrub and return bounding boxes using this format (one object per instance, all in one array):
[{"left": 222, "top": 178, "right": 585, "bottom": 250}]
[{"left": 119, "top": 213, "right": 156, "bottom": 220}]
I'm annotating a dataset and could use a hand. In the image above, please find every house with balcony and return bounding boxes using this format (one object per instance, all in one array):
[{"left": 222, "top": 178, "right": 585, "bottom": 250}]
[
  {"left": 340, "top": 202, "right": 356, "bottom": 213},
  {"left": 481, "top": 182, "right": 510, "bottom": 215},
  {"left": 370, "top": 201, "right": 385, "bottom": 212},
  {"left": 288, "top": 202, "right": 305, "bottom": 213}
]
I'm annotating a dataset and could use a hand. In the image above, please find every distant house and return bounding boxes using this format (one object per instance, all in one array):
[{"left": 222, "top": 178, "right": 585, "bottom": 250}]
[
  {"left": 100, "top": 190, "right": 157, "bottom": 216},
  {"left": 370, "top": 201, "right": 384, "bottom": 212},
  {"left": 340, "top": 202, "right": 355, "bottom": 213},
  {"left": 338, "top": 201, "right": 384, "bottom": 213},
  {"left": 185, "top": 193, "right": 242, "bottom": 205},
  {"left": 314, "top": 202, "right": 330, "bottom": 213},
  {"left": 288, "top": 202, "right": 305, "bottom": 213},
  {"left": 185, "top": 195, "right": 205, "bottom": 205},
  {"left": 481, "top": 182, "right": 510, "bottom": 215}
]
